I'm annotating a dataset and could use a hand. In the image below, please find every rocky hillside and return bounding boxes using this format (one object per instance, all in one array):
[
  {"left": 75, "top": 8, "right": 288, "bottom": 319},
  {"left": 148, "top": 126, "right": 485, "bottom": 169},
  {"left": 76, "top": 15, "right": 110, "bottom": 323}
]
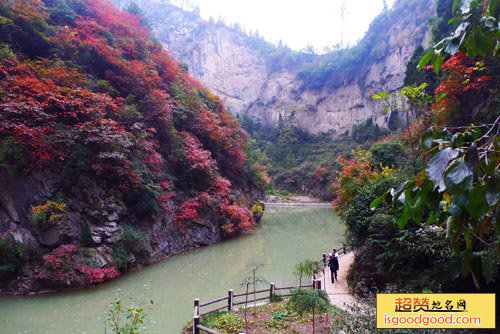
[
  {"left": 0, "top": 0, "right": 265, "bottom": 294},
  {"left": 118, "top": 0, "right": 436, "bottom": 136}
]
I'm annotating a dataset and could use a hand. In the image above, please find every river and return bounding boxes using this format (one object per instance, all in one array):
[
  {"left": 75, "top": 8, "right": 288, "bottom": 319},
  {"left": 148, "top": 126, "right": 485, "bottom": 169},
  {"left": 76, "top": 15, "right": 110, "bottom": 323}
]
[{"left": 0, "top": 205, "right": 344, "bottom": 334}]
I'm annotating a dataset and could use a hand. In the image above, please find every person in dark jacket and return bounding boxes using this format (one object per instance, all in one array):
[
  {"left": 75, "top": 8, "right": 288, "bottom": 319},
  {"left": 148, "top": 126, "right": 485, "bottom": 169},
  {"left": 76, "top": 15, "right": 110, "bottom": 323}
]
[{"left": 328, "top": 253, "right": 339, "bottom": 283}]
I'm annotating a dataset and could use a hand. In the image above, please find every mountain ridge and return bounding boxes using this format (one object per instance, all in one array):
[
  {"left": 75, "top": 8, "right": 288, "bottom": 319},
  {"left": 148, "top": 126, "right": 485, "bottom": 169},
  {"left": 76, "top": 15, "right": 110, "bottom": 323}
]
[{"left": 119, "top": 0, "right": 437, "bottom": 136}]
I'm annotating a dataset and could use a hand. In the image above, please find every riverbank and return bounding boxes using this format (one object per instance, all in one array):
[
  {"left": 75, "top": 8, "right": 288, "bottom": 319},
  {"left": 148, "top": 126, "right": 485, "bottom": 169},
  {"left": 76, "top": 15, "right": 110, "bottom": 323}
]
[{"left": 265, "top": 195, "right": 332, "bottom": 207}]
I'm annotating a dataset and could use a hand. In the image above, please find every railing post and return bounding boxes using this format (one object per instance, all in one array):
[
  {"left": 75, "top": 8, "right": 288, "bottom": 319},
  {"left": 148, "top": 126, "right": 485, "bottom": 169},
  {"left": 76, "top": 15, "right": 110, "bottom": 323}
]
[
  {"left": 194, "top": 298, "right": 200, "bottom": 316},
  {"left": 228, "top": 289, "right": 233, "bottom": 312},
  {"left": 270, "top": 283, "right": 275, "bottom": 300},
  {"left": 193, "top": 299, "right": 200, "bottom": 334},
  {"left": 313, "top": 279, "right": 317, "bottom": 289},
  {"left": 193, "top": 314, "right": 200, "bottom": 334}
]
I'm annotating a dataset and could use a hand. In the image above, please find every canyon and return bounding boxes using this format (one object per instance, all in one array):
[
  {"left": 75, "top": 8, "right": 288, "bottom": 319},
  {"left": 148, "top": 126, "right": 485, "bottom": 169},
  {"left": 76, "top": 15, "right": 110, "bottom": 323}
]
[{"left": 131, "top": 0, "right": 436, "bottom": 135}]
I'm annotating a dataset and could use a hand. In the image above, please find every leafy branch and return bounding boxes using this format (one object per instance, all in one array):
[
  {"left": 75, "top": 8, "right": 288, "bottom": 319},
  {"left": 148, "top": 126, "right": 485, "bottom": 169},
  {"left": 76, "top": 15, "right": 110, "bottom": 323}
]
[
  {"left": 105, "top": 298, "right": 153, "bottom": 334},
  {"left": 419, "top": 0, "right": 500, "bottom": 73},
  {"left": 371, "top": 122, "right": 500, "bottom": 287}
]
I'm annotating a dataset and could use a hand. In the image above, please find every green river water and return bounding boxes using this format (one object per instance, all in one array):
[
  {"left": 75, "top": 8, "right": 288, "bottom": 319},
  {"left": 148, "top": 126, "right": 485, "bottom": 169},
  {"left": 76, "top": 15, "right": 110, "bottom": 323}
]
[{"left": 0, "top": 205, "right": 344, "bottom": 334}]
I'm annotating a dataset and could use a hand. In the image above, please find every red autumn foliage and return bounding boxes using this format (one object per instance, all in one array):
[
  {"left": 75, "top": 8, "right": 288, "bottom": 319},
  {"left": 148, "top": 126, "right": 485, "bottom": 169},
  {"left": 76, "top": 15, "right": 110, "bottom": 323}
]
[
  {"left": 180, "top": 132, "right": 216, "bottom": 173},
  {"left": 36, "top": 244, "right": 120, "bottom": 285},
  {"left": 433, "top": 51, "right": 490, "bottom": 125},
  {"left": 9, "top": 0, "right": 48, "bottom": 23},
  {"left": 331, "top": 153, "right": 377, "bottom": 213},
  {"left": 76, "top": 264, "right": 120, "bottom": 284},
  {"left": 174, "top": 174, "right": 254, "bottom": 233},
  {"left": 0, "top": 57, "right": 120, "bottom": 166},
  {"left": 1, "top": 0, "right": 261, "bottom": 249},
  {"left": 313, "top": 167, "right": 328, "bottom": 184},
  {"left": 220, "top": 204, "right": 254, "bottom": 234},
  {"left": 175, "top": 196, "right": 204, "bottom": 229}
]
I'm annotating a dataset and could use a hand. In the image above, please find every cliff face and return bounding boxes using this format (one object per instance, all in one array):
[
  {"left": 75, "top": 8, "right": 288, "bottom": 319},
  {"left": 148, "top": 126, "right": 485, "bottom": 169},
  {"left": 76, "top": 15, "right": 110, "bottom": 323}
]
[
  {"left": 138, "top": 0, "right": 435, "bottom": 135},
  {"left": 0, "top": 169, "right": 262, "bottom": 294},
  {"left": 153, "top": 9, "right": 269, "bottom": 117}
]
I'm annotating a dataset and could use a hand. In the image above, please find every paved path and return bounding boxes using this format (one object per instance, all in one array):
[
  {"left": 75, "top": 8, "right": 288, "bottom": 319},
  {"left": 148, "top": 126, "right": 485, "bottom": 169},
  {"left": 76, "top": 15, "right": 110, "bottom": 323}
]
[{"left": 317, "top": 252, "right": 359, "bottom": 311}]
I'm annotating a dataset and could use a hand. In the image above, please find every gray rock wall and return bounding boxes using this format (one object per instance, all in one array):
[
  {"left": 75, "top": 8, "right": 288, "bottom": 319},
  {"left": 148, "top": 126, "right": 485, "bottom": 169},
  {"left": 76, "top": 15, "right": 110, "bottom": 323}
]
[
  {"left": 142, "top": 0, "right": 435, "bottom": 136},
  {"left": 0, "top": 169, "right": 262, "bottom": 294}
]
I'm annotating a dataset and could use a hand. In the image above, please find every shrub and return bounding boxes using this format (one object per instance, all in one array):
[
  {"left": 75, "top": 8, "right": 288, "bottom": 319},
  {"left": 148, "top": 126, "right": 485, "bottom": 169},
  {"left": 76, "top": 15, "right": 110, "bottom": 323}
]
[
  {"left": 287, "top": 288, "right": 329, "bottom": 316},
  {"left": 78, "top": 224, "right": 93, "bottom": 247},
  {"left": 287, "top": 288, "right": 330, "bottom": 334},
  {"left": 0, "top": 232, "right": 26, "bottom": 275},
  {"left": 352, "top": 118, "right": 389, "bottom": 144},
  {"left": 213, "top": 312, "right": 244, "bottom": 334},
  {"left": 200, "top": 311, "right": 227, "bottom": 329},
  {"left": 332, "top": 149, "right": 379, "bottom": 215},
  {"left": 106, "top": 298, "right": 151, "bottom": 334},
  {"left": 37, "top": 244, "right": 119, "bottom": 285},
  {"left": 31, "top": 201, "right": 67, "bottom": 227},
  {"left": 271, "top": 310, "right": 290, "bottom": 320},
  {"left": 112, "top": 226, "right": 148, "bottom": 270},
  {"left": 344, "top": 176, "right": 402, "bottom": 245},
  {"left": 264, "top": 310, "right": 290, "bottom": 330},
  {"left": 369, "top": 141, "right": 406, "bottom": 168},
  {"left": 0, "top": 136, "right": 26, "bottom": 173},
  {"left": 120, "top": 104, "right": 141, "bottom": 122},
  {"left": 132, "top": 185, "right": 160, "bottom": 217},
  {"left": 250, "top": 201, "right": 265, "bottom": 222},
  {"left": 270, "top": 293, "right": 283, "bottom": 303}
]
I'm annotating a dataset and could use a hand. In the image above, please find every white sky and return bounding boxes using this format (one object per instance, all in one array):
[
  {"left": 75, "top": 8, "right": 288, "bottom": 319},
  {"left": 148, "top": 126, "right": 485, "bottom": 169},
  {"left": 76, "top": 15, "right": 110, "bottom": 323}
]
[{"left": 179, "top": 0, "right": 397, "bottom": 52}]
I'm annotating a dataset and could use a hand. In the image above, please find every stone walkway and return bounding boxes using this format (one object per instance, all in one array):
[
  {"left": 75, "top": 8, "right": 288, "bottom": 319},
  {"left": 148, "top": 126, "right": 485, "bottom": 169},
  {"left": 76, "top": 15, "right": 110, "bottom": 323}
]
[{"left": 317, "top": 252, "right": 359, "bottom": 311}]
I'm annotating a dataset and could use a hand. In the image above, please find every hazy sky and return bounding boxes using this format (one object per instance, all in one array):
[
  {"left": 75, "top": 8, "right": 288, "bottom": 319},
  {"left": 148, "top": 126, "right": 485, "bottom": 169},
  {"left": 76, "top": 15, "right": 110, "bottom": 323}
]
[{"left": 178, "top": 0, "right": 397, "bottom": 52}]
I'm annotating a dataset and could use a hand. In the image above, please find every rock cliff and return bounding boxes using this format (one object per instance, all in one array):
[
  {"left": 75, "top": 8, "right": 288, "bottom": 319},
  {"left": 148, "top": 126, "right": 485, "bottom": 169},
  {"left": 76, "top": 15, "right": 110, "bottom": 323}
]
[
  {"left": 127, "top": 0, "right": 436, "bottom": 135},
  {"left": 0, "top": 169, "right": 262, "bottom": 294}
]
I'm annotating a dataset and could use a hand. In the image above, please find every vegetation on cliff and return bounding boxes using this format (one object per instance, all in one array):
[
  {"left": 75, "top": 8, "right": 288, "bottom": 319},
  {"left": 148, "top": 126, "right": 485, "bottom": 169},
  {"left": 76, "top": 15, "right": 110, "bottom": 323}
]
[
  {"left": 239, "top": 111, "right": 390, "bottom": 200},
  {"left": 296, "top": 0, "right": 434, "bottom": 91},
  {"left": 0, "top": 0, "right": 267, "bottom": 293},
  {"left": 333, "top": 0, "right": 499, "bottom": 307}
]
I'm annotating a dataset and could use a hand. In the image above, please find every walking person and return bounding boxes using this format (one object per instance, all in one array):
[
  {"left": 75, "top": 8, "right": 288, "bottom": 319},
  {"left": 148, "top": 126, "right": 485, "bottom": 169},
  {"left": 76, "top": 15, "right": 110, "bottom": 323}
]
[{"left": 328, "top": 253, "right": 339, "bottom": 283}]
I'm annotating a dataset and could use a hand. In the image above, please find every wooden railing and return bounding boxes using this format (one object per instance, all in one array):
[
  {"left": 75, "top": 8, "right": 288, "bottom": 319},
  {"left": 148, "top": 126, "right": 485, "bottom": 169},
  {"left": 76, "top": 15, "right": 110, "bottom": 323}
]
[
  {"left": 192, "top": 282, "right": 319, "bottom": 334},
  {"left": 192, "top": 244, "right": 348, "bottom": 334}
]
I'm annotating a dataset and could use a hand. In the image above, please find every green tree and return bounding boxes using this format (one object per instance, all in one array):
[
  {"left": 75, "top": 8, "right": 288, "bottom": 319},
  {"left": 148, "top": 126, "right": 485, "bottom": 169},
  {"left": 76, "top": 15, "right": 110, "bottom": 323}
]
[
  {"left": 125, "top": 2, "right": 150, "bottom": 28},
  {"left": 369, "top": 141, "right": 405, "bottom": 168},
  {"left": 287, "top": 288, "right": 330, "bottom": 334},
  {"left": 293, "top": 259, "right": 320, "bottom": 286}
]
